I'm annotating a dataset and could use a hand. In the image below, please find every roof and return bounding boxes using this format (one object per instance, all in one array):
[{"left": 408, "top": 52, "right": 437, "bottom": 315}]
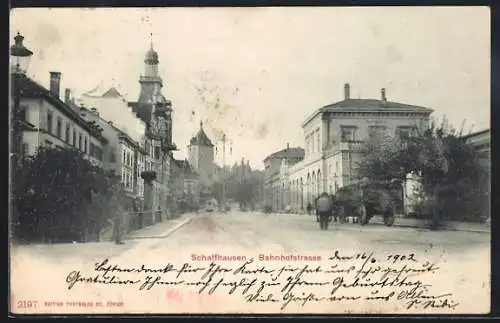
[
  {"left": 84, "top": 82, "right": 125, "bottom": 98},
  {"left": 461, "top": 128, "right": 490, "bottom": 140},
  {"left": 173, "top": 159, "right": 198, "bottom": 177},
  {"left": 264, "top": 147, "right": 305, "bottom": 163},
  {"left": 189, "top": 125, "right": 214, "bottom": 147},
  {"left": 12, "top": 73, "right": 108, "bottom": 144},
  {"left": 302, "top": 98, "right": 434, "bottom": 127}
]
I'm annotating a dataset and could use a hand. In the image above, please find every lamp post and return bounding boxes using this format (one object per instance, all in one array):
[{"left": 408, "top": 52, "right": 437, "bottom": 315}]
[
  {"left": 216, "top": 133, "right": 232, "bottom": 212},
  {"left": 10, "top": 32, "right": 33, "bottom": 241}
]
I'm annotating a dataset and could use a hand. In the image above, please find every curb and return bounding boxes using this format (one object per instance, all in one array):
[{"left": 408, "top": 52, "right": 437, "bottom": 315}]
[{"left": 125, "top": 215, "right": 197, "bottom": 240}]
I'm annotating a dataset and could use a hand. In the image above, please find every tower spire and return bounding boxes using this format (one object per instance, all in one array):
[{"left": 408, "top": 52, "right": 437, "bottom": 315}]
[
  {"left": 200, "top": 120, "right": 203, "bottom": 129},
  {"left": 150, "top": 32, "right": 154, "bottom": 49}
]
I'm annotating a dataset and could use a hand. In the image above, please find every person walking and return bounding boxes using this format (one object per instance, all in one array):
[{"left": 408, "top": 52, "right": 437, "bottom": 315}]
[
  {"left": 316, "top": 192, "right": 333, "bottom": 230},
  {"left": 306, "top": 202, "right": 312, "bottom": 215}
]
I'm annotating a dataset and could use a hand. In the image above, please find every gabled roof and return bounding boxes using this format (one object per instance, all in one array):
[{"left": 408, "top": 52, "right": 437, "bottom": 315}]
[
  {"left": 84, "top": 83, "right": 124, "bottom": 98},
  {"left": 264, "top": 147, "right": 305, "bottom": 163},
  {"left": 102, "top": 87, "right": 122, "bottom": 98},
  {"left": 302, "top": 98, "right": 433, "bottom": 127}
]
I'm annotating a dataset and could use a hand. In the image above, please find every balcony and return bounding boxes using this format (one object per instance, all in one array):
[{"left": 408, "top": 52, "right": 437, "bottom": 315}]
[{"left": 340, "top": 141, "right": 364, "bottom": 152}]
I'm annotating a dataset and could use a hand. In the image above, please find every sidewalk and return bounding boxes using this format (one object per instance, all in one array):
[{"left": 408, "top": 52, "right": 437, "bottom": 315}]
[
  {"left": 268, "top": 212, "right": 490, "bottom": 234},
  {"left": 125, "top": 212, "right": 198, "bottom": 239}
]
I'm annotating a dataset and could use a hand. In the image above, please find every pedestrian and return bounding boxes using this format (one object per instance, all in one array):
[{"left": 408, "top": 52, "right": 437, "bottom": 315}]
[
  {"left": 316, "top": 192, "right": 333, "bottom": 230},
  {"left": 306, "top": 202, "right": 312, "bottom": 215},
  {"left": 329, "top": 194, "right": 337, "bottom": 222},
  {"left": 110, "top": 187, "right": 125, "bottom": 245}
]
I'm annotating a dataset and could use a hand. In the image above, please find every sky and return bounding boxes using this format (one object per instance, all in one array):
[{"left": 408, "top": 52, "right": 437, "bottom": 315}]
[{"left": 10, "top": 7, "right": 490, "bottom": 170}]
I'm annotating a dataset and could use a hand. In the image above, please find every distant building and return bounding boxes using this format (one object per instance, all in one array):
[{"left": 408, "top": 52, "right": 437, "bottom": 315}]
[
  {"left": 462, "top": 128, "right": 490, "bottom": 170},
  {"left": 12, "top": 72, "right": 108, "bottom": 167},
  {"left": 172, "top": 159, "right": 199, "bottom": 207},
  {"left": 264, "top": 83, "right": 433, "bottom": 213},
  {"left": 263, "top": 144, "right": 305, "bottom": 211}
]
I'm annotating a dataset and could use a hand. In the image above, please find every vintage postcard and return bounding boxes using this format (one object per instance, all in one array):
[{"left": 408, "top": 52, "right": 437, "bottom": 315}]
[{"left": 9, "top": 6, "right": 490, "bottom": 315}]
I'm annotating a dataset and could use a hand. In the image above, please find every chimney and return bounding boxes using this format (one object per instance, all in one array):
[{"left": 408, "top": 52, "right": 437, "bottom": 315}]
[
  {"left": 108, "top": 121, "right": 113, "bottom": 126},
  {"left": 381, "top": 88, "right": 387, "bottom": 102},
  {"left": 344, "top": 83, "right": 350, "bottom": 100},
  {"left": 90, "top": 108, "right": 100, "bottom": 117},
  {"left": 49, "top": 72, "right": 61, "bottom": 98},
  {"left": 64, "top": 88, "right": 71, "bottom": 103}
]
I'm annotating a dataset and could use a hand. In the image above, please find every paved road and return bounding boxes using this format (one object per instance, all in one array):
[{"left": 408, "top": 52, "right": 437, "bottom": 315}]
[
  {"left": 10, "top": 211, "right": 490, "bottom": 314},
  {"left": 154, "top": 211, "right": 489, "bottom": 253}
]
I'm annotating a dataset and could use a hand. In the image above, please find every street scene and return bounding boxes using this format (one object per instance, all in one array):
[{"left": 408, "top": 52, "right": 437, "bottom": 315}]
[{"left": 10, "top": 7, "right": 490, "bottom": 315}]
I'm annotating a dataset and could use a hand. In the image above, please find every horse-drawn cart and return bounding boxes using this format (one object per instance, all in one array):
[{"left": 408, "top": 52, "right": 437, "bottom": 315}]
[{"left": 334, "top": 178, "right": 401, "bottom": 227}]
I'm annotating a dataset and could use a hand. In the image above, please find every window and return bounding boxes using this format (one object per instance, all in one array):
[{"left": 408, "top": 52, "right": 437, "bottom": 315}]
[
  {"left": 340, "top": 126, "right": 356, "bottom": 142},
  {"left": 123, "top": 150, "right": 126, "bottom": 163},
  {"left": 65, "top": 125, "right": 70, "bottom": 143},
  {"left": 335, "top": 162, "right": 339, "bottom": 174},
  {"left": 84, "top": 137, "right": 88, "bottom": 153},
  {"left": 46, "top": 111, "right": 53, "bottom": 134},
  {"left": 154, "top": 147, "right": 160, "bottom": 160},
  {"left": 56, "top": 117, "right": 62, "bottom": 138},
  {"left": 316, "top": 129, "right": 320, "bottom": 151},
  {"left": 72, "top": 130, "right": 76, "bottom": 147},
  {"left": 396, "top": 126, "right": 414, "bottom": 140},
  {"left": 368, "top": 126, "right": 386, "bottom": 140},
  {"left": 78, "top": 133, "right": 82, "bottom": 150},
  {"left": 90, "top": 143, "right": 95, "bottom": 157},
  {"left": 110, "top": 150, "right": 116, "bottom": 163}
]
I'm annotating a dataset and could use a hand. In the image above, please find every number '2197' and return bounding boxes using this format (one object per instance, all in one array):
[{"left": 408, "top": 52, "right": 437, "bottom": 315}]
[{"left": 16, "top": 300, "right": 38, "bottom": 309}]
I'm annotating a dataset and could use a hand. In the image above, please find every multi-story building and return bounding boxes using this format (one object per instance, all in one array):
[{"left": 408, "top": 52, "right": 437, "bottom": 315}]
[
  {"left": 78, "top": 106, "right": 145, "bottom": 209},
  {"left": 462, "top": 128, "right": 490, "bottom": 170},
  {"left": 78, "top": 84, "right": 148, "bottom": 209},
  {"left": 264, "top": 83, "right": 433, "bottom": 213},
  {"left": 12, "top": 71, "right": 108, "bottom": 166},
  {"left": 263, "top": 144, "right": 305, "bottom": 210},
  {"left": 172, "top": 159, "right": 199, "bottom": 206}
]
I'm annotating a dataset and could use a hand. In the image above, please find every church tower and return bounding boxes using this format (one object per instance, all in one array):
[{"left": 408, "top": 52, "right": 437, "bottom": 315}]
[
  {"left": 188, "top": 121, "right": 215, "bottom": 182},
  {"left": 129, "top": 34, "right": 166, "bottom": 124}
]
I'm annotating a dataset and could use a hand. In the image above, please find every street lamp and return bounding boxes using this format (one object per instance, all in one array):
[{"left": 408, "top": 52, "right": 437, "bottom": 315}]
[
  {"left": 215, "top": 133, "right": 233, "bottom": 212},
  {"left": 11, "top": 32, "right": 33, "bottom": 74},
  {"left": 10, "top": 32, "right": 33, "bottom": 242}
]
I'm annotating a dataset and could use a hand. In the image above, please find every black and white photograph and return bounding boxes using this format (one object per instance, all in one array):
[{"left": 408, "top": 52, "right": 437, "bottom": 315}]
[{"left": 9, "top": 7, "right": 490, "bottom": 315}]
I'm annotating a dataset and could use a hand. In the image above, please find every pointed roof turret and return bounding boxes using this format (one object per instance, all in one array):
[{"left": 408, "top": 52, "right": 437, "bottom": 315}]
[
  {"left": 190, "top": 120, "right": 214, "bottom": 147},
  {"left": 145, "top": 33, "right": 159, "bottom": 64}
]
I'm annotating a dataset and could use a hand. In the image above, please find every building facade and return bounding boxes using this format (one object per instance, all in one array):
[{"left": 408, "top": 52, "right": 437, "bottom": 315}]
[
  {"left": 13, "top": 72, "right": 108, "bottom": 166},
  {"left": 462, "top": 128, "right": 490, "bottom": 170},
  {"left": 264, "top": 83, "right": 433, "bottom": 213},
  {"left": 263, "top": 145, "right": 305, "bottom": 211}
]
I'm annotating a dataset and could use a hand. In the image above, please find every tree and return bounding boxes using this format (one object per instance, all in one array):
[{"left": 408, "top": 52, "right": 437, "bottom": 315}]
[
  {"left": 13, "top": 146, "right": 126, "bottom": 243},
  {"left": 356, "top": 118, "right": 489, "bottom": 228}
]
